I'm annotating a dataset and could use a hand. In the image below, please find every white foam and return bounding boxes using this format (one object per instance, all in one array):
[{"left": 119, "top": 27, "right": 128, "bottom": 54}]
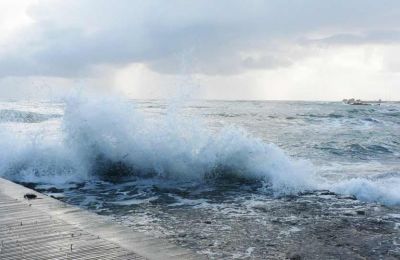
[
  {"left": 61, "top": 95, "right": 315, "bottom": 194},
  {"left": 331, "top": 177, "right": 400, "bottom": 206},
  {"left": 0, "top": 95, "right": 315, "bottom": 196},
  {"left": 0, "top": 129, "right": 87, "bottom": 184},
  {"left": 110, "top": 196, "right": 159, "bottom": 206},
  {"left": 1, "top": 95, "right": 400, "bottom": 206}
]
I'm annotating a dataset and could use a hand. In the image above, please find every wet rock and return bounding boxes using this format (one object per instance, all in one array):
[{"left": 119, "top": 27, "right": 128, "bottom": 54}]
[
  {"left": 356, "top": 210, "right": 365, "bottom": 215},
  {"left": 23, "top": 193, "right": 37, "bottom": 200},
  {"left": 335, "top": 242, "right": 350, "bottom": 247}
]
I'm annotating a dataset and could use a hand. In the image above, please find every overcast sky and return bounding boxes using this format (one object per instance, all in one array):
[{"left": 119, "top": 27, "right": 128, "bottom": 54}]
[{"left": 1, "top": 0, "right": 400, "bottom": 100}]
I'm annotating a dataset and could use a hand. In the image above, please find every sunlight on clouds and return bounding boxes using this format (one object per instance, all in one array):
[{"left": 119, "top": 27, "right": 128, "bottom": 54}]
[
  {"left": 0, "top": 1, "right": 399, "bottom": 100},
  {"left": 111, "top": 45, "right": 399, "bottom": 101},
  {"left": 0, "top": 0, "right": 36, "bottom": 43},
  {"left": 113, "top": 63, "right": 179, "bottom": 99}
]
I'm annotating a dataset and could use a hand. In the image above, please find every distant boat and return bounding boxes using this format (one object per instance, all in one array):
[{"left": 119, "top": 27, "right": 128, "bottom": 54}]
[{"left": 342, "top": 98, "right": 381, "bottom": 106}]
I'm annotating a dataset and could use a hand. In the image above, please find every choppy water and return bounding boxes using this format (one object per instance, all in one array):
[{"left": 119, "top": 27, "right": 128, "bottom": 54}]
[{"left": 1, "top": 97, "right": 399, "bottom": 259}]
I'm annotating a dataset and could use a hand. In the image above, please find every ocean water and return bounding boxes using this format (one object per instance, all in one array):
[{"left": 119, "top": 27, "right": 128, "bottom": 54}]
[{"left": 1, "top": 97, "right": 399, "bottom": 259}]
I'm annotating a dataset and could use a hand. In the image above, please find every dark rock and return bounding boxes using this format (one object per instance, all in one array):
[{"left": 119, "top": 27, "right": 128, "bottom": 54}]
[
  {"left": 343, "top": 211, "right": 356, "bottom": 216},
  {"left": 356, "top": 210, "right": 365, "bottom": 215},
  {"left": 204, "top": 220, "right": 212, "bottom": 224},
  {"left": 24, "top": 193, "right": 37, "bottom": 200}
]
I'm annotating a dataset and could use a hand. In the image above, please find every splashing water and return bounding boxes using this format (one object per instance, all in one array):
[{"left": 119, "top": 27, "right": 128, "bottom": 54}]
[
  {"left": 0, "top": 95, "right": 400, "bottom": 205},
  {"left": 2, "top": 96, "right": 399, "bottom": 260},
  {"left": 0, "top": 95, "right": 315, "bottom": 195}
]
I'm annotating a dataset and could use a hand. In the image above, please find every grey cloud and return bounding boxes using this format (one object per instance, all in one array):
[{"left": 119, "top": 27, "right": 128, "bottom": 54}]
[
  {"left": 309, "top": 30, "right": 400, "bottom": 45},
  {"left": 1, "top": 0, "right": 400, "bottom": 78},
  {"left": 242, "top": 56, "right": 293, "bottom": 70}
]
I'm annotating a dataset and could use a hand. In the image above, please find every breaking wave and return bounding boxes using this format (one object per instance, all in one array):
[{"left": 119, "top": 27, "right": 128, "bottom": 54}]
[
  {"left": 0, "top": 96, "right": 314, "bottom": 195},
  {"left": 1, "top": 96, "right": 399, "bottom": 206}
]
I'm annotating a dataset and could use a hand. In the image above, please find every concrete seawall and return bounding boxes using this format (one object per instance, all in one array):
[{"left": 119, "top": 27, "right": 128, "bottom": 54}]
[{"left": 0, "top": 177, "right": 204, "bottom": 260}]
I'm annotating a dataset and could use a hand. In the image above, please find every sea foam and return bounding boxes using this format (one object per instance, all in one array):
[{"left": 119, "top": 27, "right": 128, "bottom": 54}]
[
  {"left": 331, "top": 178, "right": 400, "bottom": 206},
  {"left": 0, "top": 95, "right": 314, "bottom": 195},
  {"left": 1, "top": 95, "right": 399, "bottom": 206}
]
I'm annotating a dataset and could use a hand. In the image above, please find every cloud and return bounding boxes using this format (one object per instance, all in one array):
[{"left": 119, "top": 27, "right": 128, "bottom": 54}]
[
  {"left": 307, "top": 30, "right": 400, "bottom": 46},
  {"left": 1, "top": 0, "right": 400, "bottom": 78}
]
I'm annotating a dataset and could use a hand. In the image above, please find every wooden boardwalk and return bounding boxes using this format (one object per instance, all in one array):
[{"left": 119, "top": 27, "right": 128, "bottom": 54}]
[{"left": 0, "top": 178, "right": 204, "bottom": 260}]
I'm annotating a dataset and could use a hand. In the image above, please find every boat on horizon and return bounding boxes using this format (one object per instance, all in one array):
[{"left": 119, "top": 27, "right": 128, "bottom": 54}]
[{"left": 342, "top": 98, "right": 382, "bottom": 105}]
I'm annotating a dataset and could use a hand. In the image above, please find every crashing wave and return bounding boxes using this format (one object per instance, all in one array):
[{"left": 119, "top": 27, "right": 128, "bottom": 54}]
[
  {"left": 0, "top": 96, "right": 314, "bottom": 195},
  {"left": 1, "top": 96, "right": 399, "bottom": 206}
]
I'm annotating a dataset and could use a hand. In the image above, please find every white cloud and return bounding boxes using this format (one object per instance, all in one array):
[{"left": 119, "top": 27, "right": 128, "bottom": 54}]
[
  {"left": 0, "top": 0, "right": 400, "bottom": 100},
  {"left": 0, "top": 0, "right": 35, "bottom": 44}
]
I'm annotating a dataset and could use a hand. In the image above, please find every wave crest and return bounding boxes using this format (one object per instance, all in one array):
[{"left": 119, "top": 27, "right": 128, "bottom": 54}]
[{"left": 0, "top": 96, "right": 315, "bottom": 195}]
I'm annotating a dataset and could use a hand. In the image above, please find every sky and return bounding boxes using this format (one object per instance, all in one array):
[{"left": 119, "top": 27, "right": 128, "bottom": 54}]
[{"left": 0, "top": 0, "right": 400, "bottom": 100}]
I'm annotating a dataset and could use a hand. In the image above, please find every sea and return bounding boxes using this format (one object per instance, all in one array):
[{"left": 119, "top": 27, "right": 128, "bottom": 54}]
[{"left": 0, "top": 96, "right": 399, "bottom": 259}]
